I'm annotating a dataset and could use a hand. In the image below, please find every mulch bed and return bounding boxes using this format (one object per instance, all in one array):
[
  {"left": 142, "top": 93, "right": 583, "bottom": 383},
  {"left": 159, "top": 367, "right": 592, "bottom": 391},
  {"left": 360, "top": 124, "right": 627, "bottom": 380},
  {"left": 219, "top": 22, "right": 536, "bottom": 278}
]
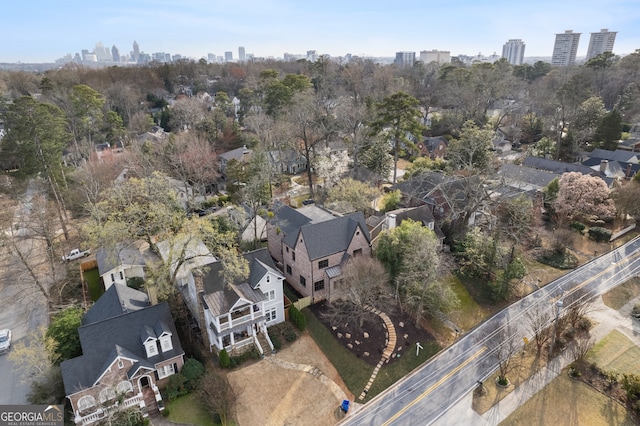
[{"left": 309, "top": 301, "right": 436, "bottom": 366}]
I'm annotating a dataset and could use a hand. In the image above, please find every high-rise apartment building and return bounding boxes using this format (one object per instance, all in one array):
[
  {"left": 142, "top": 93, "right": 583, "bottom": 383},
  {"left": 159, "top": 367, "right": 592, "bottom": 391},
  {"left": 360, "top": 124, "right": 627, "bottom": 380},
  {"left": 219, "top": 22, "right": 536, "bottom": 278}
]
[
  {"left": 551, "top": 30, "right": 581, "bottom": 66},
  {"left": 224, "top": 51, "right": 233, "bottom": 61},
  {"left": 419, "top": 50, "right": 451, "bottom": 64},
  {"left": 238, "top": 46, "right": 246, "bottom": 61},
  {"left": 132, "top": 41, "right": 140, "bottom": 63},
  {"left": 395, "top": 51, "right": 415, "bottom": 67},
  {"left": 501, "top": 39, "right": 525, "bottom": 65},
  {"left": 586, "top": 29, "right": 617, "bottom": 60},
  {"left": 111, "top": 45, "right": 120, "bottom": 62}
]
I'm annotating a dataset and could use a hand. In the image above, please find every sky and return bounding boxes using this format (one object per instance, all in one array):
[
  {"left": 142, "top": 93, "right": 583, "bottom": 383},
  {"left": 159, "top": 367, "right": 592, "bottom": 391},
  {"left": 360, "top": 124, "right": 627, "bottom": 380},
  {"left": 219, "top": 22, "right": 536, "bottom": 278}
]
[{"left": 2, "top": 0, "right": 639, "bottom": 63}]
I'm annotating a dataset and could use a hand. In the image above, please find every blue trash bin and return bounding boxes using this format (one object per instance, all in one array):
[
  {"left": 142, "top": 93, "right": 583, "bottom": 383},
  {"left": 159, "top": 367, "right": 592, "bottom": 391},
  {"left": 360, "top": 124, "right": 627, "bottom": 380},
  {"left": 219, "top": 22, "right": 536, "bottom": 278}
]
[{"left": 341, "top": 400, "right": 350, "bottom": 413}]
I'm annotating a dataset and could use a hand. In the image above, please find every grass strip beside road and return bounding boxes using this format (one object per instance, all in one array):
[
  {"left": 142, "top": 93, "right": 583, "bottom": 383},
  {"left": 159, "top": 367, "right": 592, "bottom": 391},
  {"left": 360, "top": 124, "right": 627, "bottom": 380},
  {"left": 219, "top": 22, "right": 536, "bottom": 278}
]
[
  {"left": 501, "top": 372, "right": 634, "bottom": 426},
  {"left": 586, "top": 330, "right": 640, "bottom": 374},
  {"left": 601, "top": 277, "right": 640, "bottom": 310}
]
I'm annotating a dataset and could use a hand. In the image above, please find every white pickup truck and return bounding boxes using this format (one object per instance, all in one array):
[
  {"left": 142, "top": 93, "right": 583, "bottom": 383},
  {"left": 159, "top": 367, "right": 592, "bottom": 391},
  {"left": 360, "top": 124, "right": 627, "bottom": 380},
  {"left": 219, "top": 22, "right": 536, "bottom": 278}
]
[{"left": 62, "top": 248, "right": 91, "bottom": 262}]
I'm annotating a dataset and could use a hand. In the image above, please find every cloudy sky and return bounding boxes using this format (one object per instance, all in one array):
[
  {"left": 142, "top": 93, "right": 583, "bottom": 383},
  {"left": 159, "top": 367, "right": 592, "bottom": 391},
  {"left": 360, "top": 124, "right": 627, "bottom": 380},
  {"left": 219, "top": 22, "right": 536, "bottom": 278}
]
[{"left": 2, "top": 0, "right": 639, "bottom": 62}]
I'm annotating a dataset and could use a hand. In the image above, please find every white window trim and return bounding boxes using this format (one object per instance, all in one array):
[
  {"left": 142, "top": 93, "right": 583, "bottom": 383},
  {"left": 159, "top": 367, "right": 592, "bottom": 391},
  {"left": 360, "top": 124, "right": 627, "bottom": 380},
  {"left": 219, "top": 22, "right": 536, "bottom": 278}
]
[
  {"left": 157, "top": 363, "right": 175, "bottom": 379},
  {"left": 160, "top": 336, "right": 173, "bottom": 352},
  {"left": 99, "top": 387, "right": 116, "bottom": 403},
  {"left": 78, "top": 395, "right": 96, "bottom": 411},
  {"left": 117, "top": 381, "right": 134, "bottom": 395}
]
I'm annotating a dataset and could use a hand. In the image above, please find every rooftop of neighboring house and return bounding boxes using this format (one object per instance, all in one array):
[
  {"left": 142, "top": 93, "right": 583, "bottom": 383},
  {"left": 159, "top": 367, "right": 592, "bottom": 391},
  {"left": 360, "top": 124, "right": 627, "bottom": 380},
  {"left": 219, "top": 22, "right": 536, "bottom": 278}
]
[
  {"left": 61, "top": 290, "right": 183, "bottom": 394},
  {"left": 523, "top": 156, "right": 614, "bottom": 186},
  {"left": 156, "top": 236, "right": 217, "bottom": 280},
  {"left": 219, "top": 145, "right": 252, "bottom": 163},
  {"left": 200, "top": 248, "right": 282, "bottom": 317},
  {"left": 586, "top": 148, "right": 639, "bottom": 164},
  {"left": 96, "top": 245, "right": 146, "bottom": 276},
  {"left": 81, "top": 282, "right": 151, "bottom": 326},
  {"left": 498, "top": 163, "right": 560, "bottom": 190},
  {"left": 271, "top": 205, "right": 370, "bottom": 260}
]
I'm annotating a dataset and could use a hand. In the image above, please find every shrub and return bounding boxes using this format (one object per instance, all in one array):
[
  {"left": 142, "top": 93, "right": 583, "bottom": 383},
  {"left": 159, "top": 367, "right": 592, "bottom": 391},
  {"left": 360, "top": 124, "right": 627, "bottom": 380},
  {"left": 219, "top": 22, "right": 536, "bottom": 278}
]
[
  {"left": 181, "top": 358, "right": 205, "bottom": 391},
  {"left": 219, "top": 349, "right": 230, "bottom": 369},
  {"left": 165, "top": 374, "right": 187, "bottom": 400},
  {"left": 570, "top": 222, "right": 586, "bottom": 232},
  {"left": 588, "top": 226, "right": 612, "bottom": 242},
  {"left": 229, "top": 349, "right": 260, "bottom": 368},
  {"left": 285, "top": 331, "right": 297, "bottom": 342},
  {"left": 161, "top": 409, "right": 170, "bottom": 417},
  {"left": 270, "top": 334, "right": 282, "bottom": 350},
  {"left": 126, "top": 276, "right": 145, "bottom": 290},
  {"left": 577, "top": 317, "right": 592, "bottom": 331},
  {"left": 289, "top": 305, "right": 307, "bottom": 331}
]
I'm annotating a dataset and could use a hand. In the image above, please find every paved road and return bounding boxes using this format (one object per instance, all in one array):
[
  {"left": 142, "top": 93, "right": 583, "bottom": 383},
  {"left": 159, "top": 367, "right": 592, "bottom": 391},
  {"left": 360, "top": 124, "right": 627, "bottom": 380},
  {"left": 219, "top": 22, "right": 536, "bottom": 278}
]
[
  {"left": 342, "top": 236, "right": 640, "bottom": 426},
  {"left": 0, "top": 184, "right": 50, "bottom": 404}
]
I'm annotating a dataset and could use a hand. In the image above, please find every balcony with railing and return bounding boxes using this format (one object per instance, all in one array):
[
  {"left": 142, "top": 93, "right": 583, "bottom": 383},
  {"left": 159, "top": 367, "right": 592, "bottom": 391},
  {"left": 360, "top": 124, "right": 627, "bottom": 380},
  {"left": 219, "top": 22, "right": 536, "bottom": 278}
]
[{"left": 75, "top": 394, "right": 142, "bottom": 425}]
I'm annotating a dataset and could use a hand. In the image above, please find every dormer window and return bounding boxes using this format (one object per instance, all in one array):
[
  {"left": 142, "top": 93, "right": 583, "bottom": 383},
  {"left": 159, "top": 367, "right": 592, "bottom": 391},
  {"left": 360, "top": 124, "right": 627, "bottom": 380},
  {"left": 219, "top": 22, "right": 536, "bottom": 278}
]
[
  {"left": 160, "top": 335, "right": 173, "bottom": 352},
  {"left": 145, "top": 341, "right": 157, "bottom": 357}
]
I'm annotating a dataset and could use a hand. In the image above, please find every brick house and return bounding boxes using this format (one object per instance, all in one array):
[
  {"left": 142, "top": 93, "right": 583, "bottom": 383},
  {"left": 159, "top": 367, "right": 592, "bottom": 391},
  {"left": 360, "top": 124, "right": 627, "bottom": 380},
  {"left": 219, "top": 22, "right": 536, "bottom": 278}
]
[
  {"left": 416, "top": 136, "right": 448, "bottom": 159},
  {"left": 61, "top": 284, "right": 184, "bottom": 425},
  {"left": 267, "top": 205, "right": 371, "bottom": 303}
]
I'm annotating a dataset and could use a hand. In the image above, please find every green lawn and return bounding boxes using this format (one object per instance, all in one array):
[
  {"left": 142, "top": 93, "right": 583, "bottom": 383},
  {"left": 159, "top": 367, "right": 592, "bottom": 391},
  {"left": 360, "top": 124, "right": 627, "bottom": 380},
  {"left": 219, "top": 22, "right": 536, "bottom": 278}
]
[
  {"left": 303, "top": 308, "right": 373, "bottom": 398},
  {"left": 602, "top": 277, "right": 640, "bottom": 310},
  {"left": 446, "top": 275, "right": 489, "bottom": 332},
  {"left": 502, "top": 373, "right": 635, "bottom": 426},
  {"left": 165, "top": 393, "right": 216, "bottom": 426},
  {"left": 586, "top": 330, "right": 640, "bottom": 374},
  {"left": 83, "top": 268, "right": 104, "bottom": 302}
]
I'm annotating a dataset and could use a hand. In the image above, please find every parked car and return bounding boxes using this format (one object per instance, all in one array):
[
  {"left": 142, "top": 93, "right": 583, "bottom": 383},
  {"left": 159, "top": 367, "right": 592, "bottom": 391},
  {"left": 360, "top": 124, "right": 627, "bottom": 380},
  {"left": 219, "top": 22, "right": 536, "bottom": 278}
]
[
  {"left": 62, "top": 248, "right": 91, "bottom": 262},
  {"left": 0, "top": 329, "right": 11, "bottom": 354}
]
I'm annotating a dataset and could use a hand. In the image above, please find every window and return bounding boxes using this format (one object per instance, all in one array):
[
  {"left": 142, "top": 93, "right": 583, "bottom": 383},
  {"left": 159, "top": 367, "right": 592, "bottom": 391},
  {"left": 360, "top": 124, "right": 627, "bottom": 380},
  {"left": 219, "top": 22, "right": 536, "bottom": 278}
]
[
  {"left": 145, "top": 341, "right": 157, "bottom": 357},
  {"left": 286, "top": 264, "right": 292, "bottom": 275},
  {"left": 119, "top": 271, "right": 124, "bottom": 280},
  {"left": 77, "top": 395, "right": 96, "bottom": 412},
  {"left": 292, "top": 251, "right": 296, "bottom": 261},
  {"left": 318, "top": 259, "right": 329, "bottom": 269},
  {"left": 286, "top": 246, "right": 289, "bottom": 253},
  {"left": 300, "top": 276, "right": 306, "bottom": 287},
  {"left": 353, "top": 248, "right": 363, "bottom": 257},
  {"left": 266, "top": 308, "right": 277, "bottom": 322},
  {"left": 157, "top": 363, "right": 175, "bottom": 379},
  {"left": 110, "top": 273, "right": 115, "bottom": 283},
  {"left": 99, "top": 387, "right": 116, "bottom": 403},
  {"left": 160, "top": 336, "right": 173, "bottom": 352},
  {"left": 266, "top": 275, "right": 270, "bottom": 283},
  {"left": 117, "top": 381, "right": 134, "bottom": 395},
  {"left": 118, "top": 359, "right": 124, "bottom": 369},
  {"left": 314, "top": 280, "right": 325, "bottom": 291},
  {"left": 267, "top": 289, "right": 276, "bottom": 301}
]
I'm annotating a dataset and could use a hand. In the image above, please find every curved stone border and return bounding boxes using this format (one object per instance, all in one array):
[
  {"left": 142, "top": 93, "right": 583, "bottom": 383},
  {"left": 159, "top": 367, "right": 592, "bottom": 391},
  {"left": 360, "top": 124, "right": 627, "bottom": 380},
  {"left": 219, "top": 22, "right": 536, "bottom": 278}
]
[{"left": 358, "top": 307, "right": 397, "bottom": 400}]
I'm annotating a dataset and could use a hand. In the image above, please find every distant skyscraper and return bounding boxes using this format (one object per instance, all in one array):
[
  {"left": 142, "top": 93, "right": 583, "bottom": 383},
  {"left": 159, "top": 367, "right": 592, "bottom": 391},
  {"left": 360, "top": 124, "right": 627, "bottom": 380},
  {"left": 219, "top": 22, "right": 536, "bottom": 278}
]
[
  {"left": 419, "top": 50, "right": 451, "bottom": 65},
  {"left": 224, "top": 51, "right": 233, "bottom": 61},
  {"left": 111, "top": 45, "right": 120, "bottom": 62},
  {"left": 586, "top": 29, "right": 617, "bottom": 60},
  {"left": 238, "top": 46, "right": 246, "bottom": 61},
  {"left": 207, "top": 53, "right": 215, "bottom": 63},
  {"left": 306, "top": 50, "right": 318, "bottom": 61},
  {"left": 551, "top": 30, "right": 581, "bottom": 66},
  {"left": 395, "top": 51, "right": 415, "bottom": 67},
  {"left": 132, "top": 41, "right": 140, "bottom": 63},
  {"left": 501, "top": 39, "right": 525, "bottom": 65},
  {"left": 95, "top": 42, "right": 111, "bottom": 62}
]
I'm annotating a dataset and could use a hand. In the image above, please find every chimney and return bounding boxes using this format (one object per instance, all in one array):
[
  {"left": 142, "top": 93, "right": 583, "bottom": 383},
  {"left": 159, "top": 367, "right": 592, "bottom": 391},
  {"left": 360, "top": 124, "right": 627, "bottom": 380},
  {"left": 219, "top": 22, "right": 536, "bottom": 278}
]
[
  {"left": 626, "top": 163, "right": 632, "bottom": 178},
  {"left": 600, "top": 160, "right": 608, "bottom": 174},
  {"left": 386, "top": 214, "right": 397, "bottom": 230}
]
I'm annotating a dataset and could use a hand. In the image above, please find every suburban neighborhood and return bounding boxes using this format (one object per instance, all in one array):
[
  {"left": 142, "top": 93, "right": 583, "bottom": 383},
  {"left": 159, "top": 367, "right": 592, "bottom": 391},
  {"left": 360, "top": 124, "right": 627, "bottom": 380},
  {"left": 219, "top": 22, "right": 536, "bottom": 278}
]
[{"left": 1, "top": 48, "right": 640, "bottom": 426}]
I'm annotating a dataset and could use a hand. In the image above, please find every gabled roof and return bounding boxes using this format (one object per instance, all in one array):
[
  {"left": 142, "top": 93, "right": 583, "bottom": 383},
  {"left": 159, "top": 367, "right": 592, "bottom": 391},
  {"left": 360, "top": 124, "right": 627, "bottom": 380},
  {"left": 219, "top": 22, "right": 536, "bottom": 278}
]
[
  {"left": 61, "top": 301, "right": 183, "bottom": 394},
  {"left": 96, "top": 245, "right": 145, "bottom": 276},
  {"left": 299, "top": 212, "right": 370, "bottom": 260},
  {"left": 396, "top": 171, "right": 450, "bottom": 201},
  {"left": 523, "top": 156, "right": 614, "bottom": 186},
  {"left": 81, "top": 283, "right": 150, "bottom": 326},
  {"left": 581, "top": 158, "right": 640, "bottom": 178},
  {"left": 498, "top": 163, "right": 560, "bottom": 190},
  {"left": 219, "top": 145, "right": 252, "bottom": 162},
  {"left": 200, "top": 248, "right": 281, "bottom": 317},
  {"left": 156, "top": 236, "right": 217, "bottom": 281},
  {"left": 587, "top": 149, "right": 639, "bottom": 163}
]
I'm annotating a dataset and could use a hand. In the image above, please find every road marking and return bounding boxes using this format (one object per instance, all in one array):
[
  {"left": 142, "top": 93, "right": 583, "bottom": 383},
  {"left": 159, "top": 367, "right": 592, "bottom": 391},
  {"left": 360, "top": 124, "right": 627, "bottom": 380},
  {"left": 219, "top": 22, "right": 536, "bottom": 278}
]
[
  {"left": 381, "top": 346, "right": 488, "bottom": 426},
  {"left": 550, "top": 251, "right": 640, "bottom": 304}
]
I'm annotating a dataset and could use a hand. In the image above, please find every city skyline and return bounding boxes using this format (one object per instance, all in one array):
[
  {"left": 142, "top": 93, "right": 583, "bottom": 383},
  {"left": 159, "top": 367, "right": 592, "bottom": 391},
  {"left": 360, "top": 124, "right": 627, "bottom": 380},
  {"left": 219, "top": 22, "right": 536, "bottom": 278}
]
[{"left": 2, "top": 0, "right": 639, "bottom": 63}]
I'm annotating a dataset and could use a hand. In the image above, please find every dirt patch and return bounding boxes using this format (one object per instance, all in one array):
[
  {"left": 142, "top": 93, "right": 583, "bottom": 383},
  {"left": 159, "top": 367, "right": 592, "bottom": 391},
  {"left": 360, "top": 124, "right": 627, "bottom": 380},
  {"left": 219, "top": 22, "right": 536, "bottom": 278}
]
[
  {"left": 309, "top": 301, "right": 437, "bottom": 365},
  {"left": 227, "top": 333, "right": 352, "bottom": 426}
]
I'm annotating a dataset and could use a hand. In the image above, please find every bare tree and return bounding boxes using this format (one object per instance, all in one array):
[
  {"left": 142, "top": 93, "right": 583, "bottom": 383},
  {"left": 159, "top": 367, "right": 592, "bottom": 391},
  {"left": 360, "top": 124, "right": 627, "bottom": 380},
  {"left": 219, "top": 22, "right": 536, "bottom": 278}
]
[
  {"left": 526, "top": 308, "right": 553, "bottom": 356},
  {"left": 7, "top": 327, "right": 57, "bottom": 382},
  {"left": 200, "top": 372, "right": 239, "bottom": 426},
  {"left": 323, "top": 257, "right": 392, "bottom": 329}
]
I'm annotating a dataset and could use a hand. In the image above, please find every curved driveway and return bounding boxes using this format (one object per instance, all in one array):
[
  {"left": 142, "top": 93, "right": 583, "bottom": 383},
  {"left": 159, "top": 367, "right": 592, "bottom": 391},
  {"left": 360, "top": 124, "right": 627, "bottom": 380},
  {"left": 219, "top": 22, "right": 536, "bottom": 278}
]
[{"left": 342, "top": 236, "right": 640, "bottom": 426}]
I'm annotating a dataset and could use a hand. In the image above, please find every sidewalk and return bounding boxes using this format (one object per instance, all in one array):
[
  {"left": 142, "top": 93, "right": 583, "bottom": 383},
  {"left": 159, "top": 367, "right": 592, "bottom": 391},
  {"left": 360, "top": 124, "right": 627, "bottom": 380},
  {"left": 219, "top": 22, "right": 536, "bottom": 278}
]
[{"left": 433, "top": 294, "right": 640, "bottom": 426}]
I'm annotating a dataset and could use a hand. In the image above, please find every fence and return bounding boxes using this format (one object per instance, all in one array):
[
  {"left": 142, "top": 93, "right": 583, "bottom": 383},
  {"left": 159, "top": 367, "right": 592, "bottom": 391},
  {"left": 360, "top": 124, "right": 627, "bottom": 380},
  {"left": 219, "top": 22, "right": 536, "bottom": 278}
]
[
  {"left": 610, "top": 223, "right": 637, "bottom": 242},
  {"left": 292, "top": 296, "right": 312, "bottom": 311}
]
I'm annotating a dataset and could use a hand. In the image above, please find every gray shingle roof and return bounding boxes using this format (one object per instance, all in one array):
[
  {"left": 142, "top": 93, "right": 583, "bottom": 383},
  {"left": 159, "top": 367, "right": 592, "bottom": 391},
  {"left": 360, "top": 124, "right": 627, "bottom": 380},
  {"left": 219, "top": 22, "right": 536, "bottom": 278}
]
[
  {"left": 587, "top": 149, "right": 639, "bottom": 163},
  {"left": 61, "top": 301, "right": 183, "bottom": 395},
  {"left": 523, "top": 156, "right": 614, "bottom": 186},
  {"left": 81, "top": 283, "right": 150, "bottom": 326},
  {"left": 200, "top": 248, "right": 280, "bottom": 317},
  {"left": 299, "top": 212, "right": 370, "bottom": 260},
  {"left": 498, "top": 163, "right": 560, "bottom": 190},
  {"left": 96, "top": 245, "right": 145, "bottom": 276}
]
